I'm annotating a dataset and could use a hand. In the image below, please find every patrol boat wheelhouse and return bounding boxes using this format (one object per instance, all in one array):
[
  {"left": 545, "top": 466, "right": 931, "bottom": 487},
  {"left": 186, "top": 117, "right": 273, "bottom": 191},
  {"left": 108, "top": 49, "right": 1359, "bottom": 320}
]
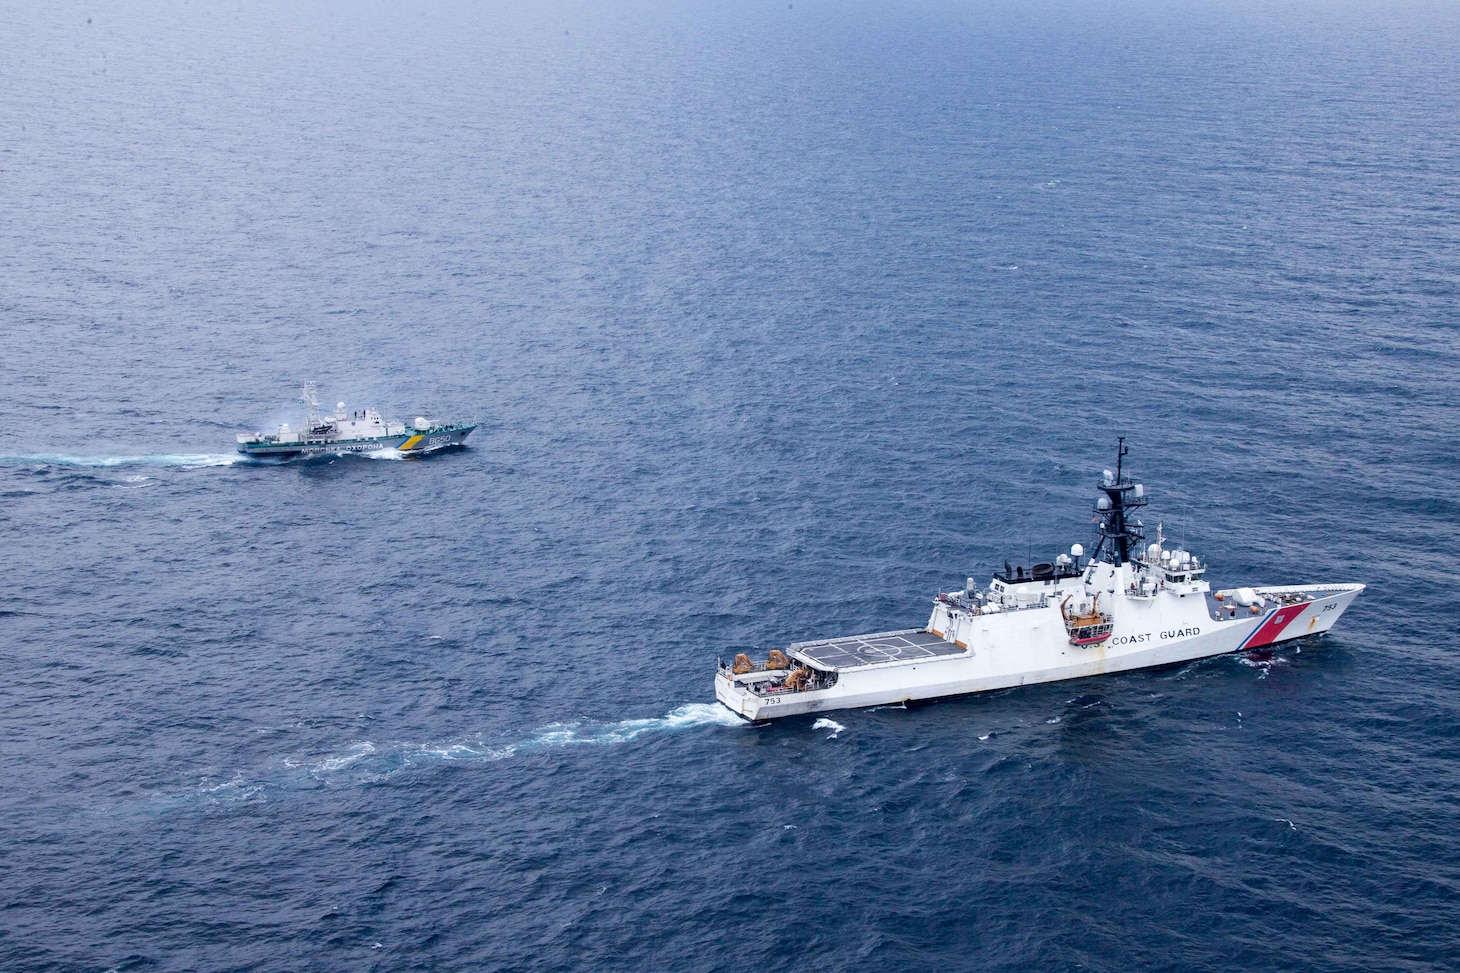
[
  {"left": 236, "top": 384, "right": 476, "bottom": 458},
  {"left": 715, "top": 442, "right": 1364, "bottom": 720}
]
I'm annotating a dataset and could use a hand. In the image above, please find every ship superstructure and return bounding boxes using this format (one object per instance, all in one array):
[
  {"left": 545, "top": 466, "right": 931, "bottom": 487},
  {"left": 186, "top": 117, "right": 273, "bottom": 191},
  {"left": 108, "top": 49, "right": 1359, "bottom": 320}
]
[
  {"left": 236, "top": 384, "right": 476, "bottom": 458},
  {"left": 715, "top": 442, "right": 1363, "bottom": 720}
]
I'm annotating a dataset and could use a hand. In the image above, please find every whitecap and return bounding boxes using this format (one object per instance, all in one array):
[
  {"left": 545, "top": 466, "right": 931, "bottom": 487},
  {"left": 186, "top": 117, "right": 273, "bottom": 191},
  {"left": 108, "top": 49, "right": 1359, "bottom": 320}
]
[
  {"left": 192, "top": 771, "right": 266, "bottom": 806},
  {"left": 422, "top": 743, "right": 485, "bottom": 760},
  {"left": 311, "top": 741, "right": 377, "bottom": 774},
  {"left": 812, "top": 717, "right": 846, "bottom": 738}
]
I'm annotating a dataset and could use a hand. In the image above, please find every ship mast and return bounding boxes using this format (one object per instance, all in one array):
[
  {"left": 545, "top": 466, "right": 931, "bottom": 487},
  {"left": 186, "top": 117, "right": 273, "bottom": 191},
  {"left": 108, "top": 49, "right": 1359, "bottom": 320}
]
[
  {"left": 301, "top": 382, "right": 322, "bottom": 435},
  {"left": 1091, "top": 438, "right": 1148, "bottom": 566}
]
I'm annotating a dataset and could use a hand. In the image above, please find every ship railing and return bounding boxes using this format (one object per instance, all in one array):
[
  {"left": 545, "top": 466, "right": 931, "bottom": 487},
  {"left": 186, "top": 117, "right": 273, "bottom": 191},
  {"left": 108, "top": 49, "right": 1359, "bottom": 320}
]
[
  {"left": 750, "top": 670, "right": 838, "bottom": 696},
  {"left": 717, "top": 657, "right": 792, "bottom": 676},
  {"left": 786, "top": 629, "right": 923, "bottom": 651},
  {"left": 718, "top": 657, "right": 837, "bottom": 694},
  {"left": 1252, "top": 584, "right": 1358, "bottom": 596},
  {"left": 954, "top": 598, "right": 1051, "bottom": 616},
  {"left": 937, "top": 593, "right": 1052, "bottom": 617}
]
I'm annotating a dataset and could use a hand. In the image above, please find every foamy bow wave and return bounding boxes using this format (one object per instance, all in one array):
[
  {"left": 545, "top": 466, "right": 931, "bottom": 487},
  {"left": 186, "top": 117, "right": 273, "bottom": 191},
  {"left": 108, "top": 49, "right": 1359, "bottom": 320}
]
[
  {"left": 1238, "top": 653, "right": 1289, "bottom": 679},
  {"left": 364, "top": 448, "right": 405, "bottom": 460},
  {"left": 0, "top": 452, "right": 243, "bottom": 469},
  {"left": 812, "top": 717, "right": 846, "bottom": 738}
]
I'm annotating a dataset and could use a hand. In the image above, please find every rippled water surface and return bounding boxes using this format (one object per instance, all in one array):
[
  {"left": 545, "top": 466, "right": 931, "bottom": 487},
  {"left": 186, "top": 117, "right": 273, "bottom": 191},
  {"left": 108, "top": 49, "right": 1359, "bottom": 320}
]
[{"left": 3, "top": 1, "right": 1459, "bottom": 970}]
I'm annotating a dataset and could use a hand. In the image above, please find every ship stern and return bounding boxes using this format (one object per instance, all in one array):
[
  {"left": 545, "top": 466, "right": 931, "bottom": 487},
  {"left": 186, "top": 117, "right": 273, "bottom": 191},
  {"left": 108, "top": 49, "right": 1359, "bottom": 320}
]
[{"left": 715, "top": 671, "right": 763, "bottom": 721}]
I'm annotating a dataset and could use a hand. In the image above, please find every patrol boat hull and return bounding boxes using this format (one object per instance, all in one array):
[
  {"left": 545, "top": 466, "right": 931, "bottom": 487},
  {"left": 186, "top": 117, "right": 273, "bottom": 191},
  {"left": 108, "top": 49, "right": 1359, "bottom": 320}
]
[
  {"left": 715, "top": 443, "right": 1364, "bottom": 721},
  {"left": 237, "top": 423, "right": 476, "bottom": 458}
]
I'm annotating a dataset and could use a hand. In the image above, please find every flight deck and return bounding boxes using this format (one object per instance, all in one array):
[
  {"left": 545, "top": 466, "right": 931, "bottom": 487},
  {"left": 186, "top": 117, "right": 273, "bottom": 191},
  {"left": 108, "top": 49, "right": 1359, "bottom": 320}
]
[{"left": 792, "top": 629, "right": 967, "bottom": 671}]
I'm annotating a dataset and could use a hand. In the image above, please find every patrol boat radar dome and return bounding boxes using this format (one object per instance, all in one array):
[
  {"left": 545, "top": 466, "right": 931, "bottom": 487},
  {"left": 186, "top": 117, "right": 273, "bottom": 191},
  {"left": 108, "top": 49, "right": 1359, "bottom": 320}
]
[{"left": 715, "top": 440, "right": 1364, "bottom": 720}]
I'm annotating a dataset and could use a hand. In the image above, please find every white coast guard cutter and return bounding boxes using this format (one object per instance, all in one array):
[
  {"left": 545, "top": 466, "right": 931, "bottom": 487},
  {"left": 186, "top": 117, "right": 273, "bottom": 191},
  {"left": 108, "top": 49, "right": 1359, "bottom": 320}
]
[{"left": 715, "top": 442, "right": 1363, "bottom": 720}]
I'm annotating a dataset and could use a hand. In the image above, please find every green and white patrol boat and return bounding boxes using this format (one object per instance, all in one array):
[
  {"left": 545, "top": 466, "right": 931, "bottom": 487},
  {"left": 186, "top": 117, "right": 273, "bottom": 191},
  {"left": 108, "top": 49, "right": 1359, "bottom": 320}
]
[{"left": 236, "top": 384, "right": 476, "bottom": 459}]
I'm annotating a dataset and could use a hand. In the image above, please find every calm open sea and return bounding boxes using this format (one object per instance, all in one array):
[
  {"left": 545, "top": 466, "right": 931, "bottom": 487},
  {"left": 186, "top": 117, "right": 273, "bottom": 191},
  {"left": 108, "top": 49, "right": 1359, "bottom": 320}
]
[{"left": 3, "top": 1, "right": 1459, "bottom": 970}]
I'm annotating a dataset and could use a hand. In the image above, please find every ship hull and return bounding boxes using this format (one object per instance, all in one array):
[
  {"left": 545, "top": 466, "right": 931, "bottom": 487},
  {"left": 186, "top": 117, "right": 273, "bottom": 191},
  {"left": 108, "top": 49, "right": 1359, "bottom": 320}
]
[
  {"left": 237, "top": 424, "right": 476, "bottom": 458},
  {"left": 716, "top": 583, "right": 1363, "bottom": 721}
]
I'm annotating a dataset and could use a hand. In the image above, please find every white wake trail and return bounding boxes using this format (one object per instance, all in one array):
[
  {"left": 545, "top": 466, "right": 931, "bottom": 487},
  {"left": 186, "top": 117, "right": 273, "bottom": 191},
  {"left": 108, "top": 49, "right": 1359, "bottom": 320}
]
[
  {"left": 417, "top": 703, "right": 748, "bottom": 764},
  {"left": 0, "top": 452, "right": 243, "bottom": 469},
  {"left": 182, "top": 704, "right": 752, "bottom": 805}
]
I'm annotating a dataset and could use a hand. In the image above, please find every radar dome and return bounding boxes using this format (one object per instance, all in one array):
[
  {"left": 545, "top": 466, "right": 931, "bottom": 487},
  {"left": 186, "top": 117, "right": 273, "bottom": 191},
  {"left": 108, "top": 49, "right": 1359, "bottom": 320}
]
[{"left": 1070, "top": 543, "right": 1084, "bottom": 558}]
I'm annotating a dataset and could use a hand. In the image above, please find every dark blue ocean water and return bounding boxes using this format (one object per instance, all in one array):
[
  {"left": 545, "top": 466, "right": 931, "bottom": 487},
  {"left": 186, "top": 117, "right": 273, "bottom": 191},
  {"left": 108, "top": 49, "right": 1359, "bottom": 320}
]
[{"left": 3, "top": 1, "right": 1459, "bottom": 970}]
